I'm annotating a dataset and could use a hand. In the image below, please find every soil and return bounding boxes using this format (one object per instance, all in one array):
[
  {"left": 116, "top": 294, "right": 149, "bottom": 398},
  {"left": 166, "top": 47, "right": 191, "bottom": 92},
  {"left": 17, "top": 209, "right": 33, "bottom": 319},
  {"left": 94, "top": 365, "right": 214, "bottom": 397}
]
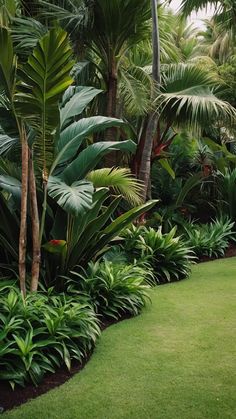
[
  {"left": 1, "top": 244, "right": 236, "bottom": 414},
  {"left": 0, "top": 316, "right": 131, "bottom": 413}
]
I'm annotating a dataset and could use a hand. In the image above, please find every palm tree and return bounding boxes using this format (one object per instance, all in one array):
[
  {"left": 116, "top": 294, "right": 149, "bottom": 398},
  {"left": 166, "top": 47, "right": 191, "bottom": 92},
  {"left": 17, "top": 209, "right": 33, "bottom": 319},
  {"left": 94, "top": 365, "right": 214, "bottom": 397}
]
[
  {"left": 138, "top": 0, "right": 161, "bottom": 200},
  {"left": 39, "top": 0, "right": 151, "bottom": 120},
  {"left": 201, "top": 19, "right": 234, "bottom": 64},
  {"left": 173, "top": 17, "right": 204, "bottom": 62},
  {"left": 179, "top": 0, "right": 236, "bottom": 33}
]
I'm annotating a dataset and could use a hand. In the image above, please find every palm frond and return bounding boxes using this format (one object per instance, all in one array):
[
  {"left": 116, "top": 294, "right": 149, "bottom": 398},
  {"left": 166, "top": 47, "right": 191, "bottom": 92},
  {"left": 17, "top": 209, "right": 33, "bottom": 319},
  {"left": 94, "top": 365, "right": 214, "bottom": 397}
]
[
  {"left": 12, "top": 17, "right": 47, "bottom": 59},
  {"left": 158, "top": 64, "right": 236, "bottom": 132},
  {"left": 15, "top": 27, "right": 74, "bottom": 176},
  {"left": 87, "top": 167, "right": 143, "bottom": 205},
  {"left": 119, "top": 66, "right": 154, "bottom": 117}
]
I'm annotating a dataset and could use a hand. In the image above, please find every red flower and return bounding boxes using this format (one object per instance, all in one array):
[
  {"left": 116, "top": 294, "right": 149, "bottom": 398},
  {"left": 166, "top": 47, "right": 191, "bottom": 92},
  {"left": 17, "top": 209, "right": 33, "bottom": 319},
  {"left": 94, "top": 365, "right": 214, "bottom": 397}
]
[{"left": 49, "top": 240, "right": 62, "bottom": 246}]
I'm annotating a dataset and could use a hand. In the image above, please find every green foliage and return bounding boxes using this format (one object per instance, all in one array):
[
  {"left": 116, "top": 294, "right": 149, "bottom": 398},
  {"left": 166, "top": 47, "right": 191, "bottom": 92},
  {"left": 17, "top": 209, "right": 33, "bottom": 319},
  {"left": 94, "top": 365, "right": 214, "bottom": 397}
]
[
  {"left": 0, "top": 287, "right": 100, "bottom": 388},
  {"left": 183, "top": 216, "right": 235, "bottom": 259},
  {"left": 46, "top": 198, "right": 156, "bottom": 281},
  {"left": 217, "top": 169, "right": 236, "bottom": 221},
  {"left": 86, "top": 167, "right": 143, "bottom": 205},
  {"left": 0, "top": 26, "right": 16, "bottom": 102},
  {"left": 218, "top": 55, "right": 236, "bottom": 106},
  {"left": 159, "top": 63, "right": 236, "bottom": 132},
  {"left": 68, "top": 261, "right": 151, "bottom": 320},
  {"left": 122, "top": 225, "right": 194, "bottom": 284},
  {"left": 16, "top": 27, "right": 75, "bottom": 174},
  {"left": 151, "top": 168, "right": 202, "bottom": 232}
]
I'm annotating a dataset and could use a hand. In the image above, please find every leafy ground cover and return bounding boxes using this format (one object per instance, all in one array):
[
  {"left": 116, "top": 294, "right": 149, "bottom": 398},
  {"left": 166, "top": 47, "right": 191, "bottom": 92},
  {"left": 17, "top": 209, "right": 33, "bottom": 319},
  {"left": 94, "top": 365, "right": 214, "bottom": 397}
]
[{"left": 3, "top": 258, "right": 236, "bottom": 419}]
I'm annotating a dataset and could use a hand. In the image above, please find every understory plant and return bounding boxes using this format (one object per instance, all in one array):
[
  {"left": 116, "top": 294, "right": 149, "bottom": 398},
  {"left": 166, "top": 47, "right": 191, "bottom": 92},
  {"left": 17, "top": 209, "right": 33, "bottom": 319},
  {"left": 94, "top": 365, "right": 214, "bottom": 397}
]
[
  {"left": 67, "top": 261, "right": 151, "bottom": 320},
  {"left": 183, "top": 217, "right": 235, "bottom": 259},
  {"left": 0, "top": 287, "right": 100, "bottom": 389},
  {"left": 217, "top": 169, "right": 236, "bottom": 223},
  {"left": 122, "top": 225, "right": 194, "bottom": 283}
]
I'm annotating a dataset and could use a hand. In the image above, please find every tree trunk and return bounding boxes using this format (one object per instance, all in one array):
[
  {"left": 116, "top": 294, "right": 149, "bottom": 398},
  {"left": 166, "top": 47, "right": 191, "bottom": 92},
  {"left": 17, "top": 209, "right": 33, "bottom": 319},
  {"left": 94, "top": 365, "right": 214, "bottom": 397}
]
[
  {"left": 131, "top": 116, "right": 149, "bottom": 176},
  {"left": 105, "top": 57, "right": 118, "bottom": 167},
  {"left": 29, "top": 154, "right": 41, "bottom": 292},
  {"left": 138, "top": 0, "right": 161, "bottom": 200},
  {"left": 19, "top": 126, "right": 29, "bottom": 297}
]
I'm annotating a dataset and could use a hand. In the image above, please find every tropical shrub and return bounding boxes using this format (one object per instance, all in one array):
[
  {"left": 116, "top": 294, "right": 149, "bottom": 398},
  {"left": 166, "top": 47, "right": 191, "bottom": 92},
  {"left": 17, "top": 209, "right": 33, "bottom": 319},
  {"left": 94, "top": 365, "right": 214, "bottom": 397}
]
[
  {"left": 68, "top": 261, "right": 151, "bottom": 319},
  {"left": 217, "top": 169, "right": 236, "bottom": 223},
  {"left": 183, "top": 217, "right": 235, "bottom": 259},
  {"left": 151, "top": 169, "right": 203, "bottom": 232},
  {"left": 0, "top": 288, "right": 100, "bottom": 389},
  {"left": 122, "top": 225, "right": 194, "bottom": 283}
]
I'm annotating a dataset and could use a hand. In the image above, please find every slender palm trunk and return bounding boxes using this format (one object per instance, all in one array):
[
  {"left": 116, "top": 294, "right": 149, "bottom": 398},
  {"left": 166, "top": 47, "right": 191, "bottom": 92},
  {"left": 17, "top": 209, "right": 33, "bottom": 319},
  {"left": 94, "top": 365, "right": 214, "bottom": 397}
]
[
  {"left": 107, "top": 67, "right": 118, "bottom": 118},
  {"left": 138, "top": 0, "right": 161, "bottom": 200},
  {"left": 29, "top": 154, "right": 40, "bottom": 292},
  {"left": 19, "top": 126, "right": 28, "bottom": 297},
  {"left": 105, "top": 56, "right": 118, "bottom": 166}
]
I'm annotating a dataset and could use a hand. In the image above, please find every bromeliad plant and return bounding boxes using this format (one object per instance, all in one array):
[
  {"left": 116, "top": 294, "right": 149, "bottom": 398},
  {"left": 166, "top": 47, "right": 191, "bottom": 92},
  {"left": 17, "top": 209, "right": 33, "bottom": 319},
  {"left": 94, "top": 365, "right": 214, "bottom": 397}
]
[
  {"left": 67, "top": 261, "right": 151, "bottom": 320},
  {"left": 183, "top": 216, "right": 235, "bottom": 259},
  {"left": 122, "top": 225, "right": 195, "bottom": 283}
]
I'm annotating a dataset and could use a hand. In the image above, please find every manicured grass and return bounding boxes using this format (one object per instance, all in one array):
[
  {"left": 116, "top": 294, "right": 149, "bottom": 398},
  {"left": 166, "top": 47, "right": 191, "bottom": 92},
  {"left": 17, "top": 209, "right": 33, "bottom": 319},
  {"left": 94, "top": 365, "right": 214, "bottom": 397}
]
[{"left": 4, "top": 258, "right": 236, "bottom": 419}]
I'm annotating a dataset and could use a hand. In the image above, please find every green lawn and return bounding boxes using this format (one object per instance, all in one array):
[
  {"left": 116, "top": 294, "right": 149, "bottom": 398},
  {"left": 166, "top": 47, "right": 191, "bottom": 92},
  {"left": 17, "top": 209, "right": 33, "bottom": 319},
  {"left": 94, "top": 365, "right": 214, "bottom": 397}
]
[{"left": 4, "top": 258, "right": 236, "bottom": 419}]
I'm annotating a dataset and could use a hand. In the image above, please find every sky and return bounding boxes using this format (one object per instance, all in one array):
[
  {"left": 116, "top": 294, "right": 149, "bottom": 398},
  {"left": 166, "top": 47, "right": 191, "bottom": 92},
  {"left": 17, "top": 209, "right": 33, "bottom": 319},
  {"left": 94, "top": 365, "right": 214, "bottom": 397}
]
[{"left": 169, "top": 0, "right": 215, "bottom": 27}]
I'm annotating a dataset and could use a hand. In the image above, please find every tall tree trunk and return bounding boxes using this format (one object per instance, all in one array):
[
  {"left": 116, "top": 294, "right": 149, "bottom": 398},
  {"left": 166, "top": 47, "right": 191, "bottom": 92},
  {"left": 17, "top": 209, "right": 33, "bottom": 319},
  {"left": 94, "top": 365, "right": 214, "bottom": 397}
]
[
  {"left": 19, "top": 126, "right": 29, "bottom": 297},
  {"left": 29, "top": 154, "right": 40, "bottom": 292},
  {"left": 107, "top": 58, "right": 118, "bottom": 118},
  {"left": 138, "top": 0, "right": 161, "bottom": 200},
  {"left": 131, "top": 116, "right": 149, "bottom": 176},
  {"left": 105, "top": 56, "right": 118, "bottom": 166}
]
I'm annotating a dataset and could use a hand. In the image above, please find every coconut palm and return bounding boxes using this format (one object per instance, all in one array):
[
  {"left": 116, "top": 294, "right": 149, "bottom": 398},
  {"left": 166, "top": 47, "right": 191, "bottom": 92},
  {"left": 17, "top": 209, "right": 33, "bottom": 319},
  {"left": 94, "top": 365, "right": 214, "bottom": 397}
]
[
  {"left": 173, "top": 17, "right": 204, "bottom": 62},
  {"left": 179, "top": 0, "right": 236, "bottom": 33},
  {"left": 201, "top": 19, "right": 235, "bottom": 64}
]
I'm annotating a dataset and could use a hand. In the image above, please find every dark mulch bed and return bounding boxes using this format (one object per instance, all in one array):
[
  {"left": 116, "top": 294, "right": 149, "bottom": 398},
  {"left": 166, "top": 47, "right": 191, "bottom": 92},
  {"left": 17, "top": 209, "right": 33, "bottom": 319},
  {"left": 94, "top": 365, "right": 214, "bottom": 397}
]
[{"left": 0, "top": 315, "right": 132, "bottom": 413}]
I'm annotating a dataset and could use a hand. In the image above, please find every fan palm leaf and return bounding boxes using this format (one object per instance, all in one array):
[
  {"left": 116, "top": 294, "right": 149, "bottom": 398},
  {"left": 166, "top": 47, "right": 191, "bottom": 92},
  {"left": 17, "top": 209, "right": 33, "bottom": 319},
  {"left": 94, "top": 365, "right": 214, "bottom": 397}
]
[
  {"left": 180, "top": 0, "right": 236, "bottom": 32},
  {"left": 158, "top": 64, "right": 236, "bottom": 132}
]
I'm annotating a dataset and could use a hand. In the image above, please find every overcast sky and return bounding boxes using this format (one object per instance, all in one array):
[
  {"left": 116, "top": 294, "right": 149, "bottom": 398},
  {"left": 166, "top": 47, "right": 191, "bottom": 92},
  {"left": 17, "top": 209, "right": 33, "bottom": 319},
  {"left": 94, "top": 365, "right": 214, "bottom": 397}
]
[{"left": 169, "top": 0, "right": 214, "bottom": 27}]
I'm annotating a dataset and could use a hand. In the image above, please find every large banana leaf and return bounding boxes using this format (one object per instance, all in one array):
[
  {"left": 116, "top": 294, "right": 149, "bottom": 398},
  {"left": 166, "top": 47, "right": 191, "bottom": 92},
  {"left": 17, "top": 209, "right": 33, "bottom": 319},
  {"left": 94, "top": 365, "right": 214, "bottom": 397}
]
[
  {"left": 60, "top": 86, "right": 102, "bottom": 128},
  {"left": 61, "top": 140, "right": 136, "bottom": 184},
  {"left": 47, "top": 177, "right": 94, "bottom": 217},
  {"left": 56, "top": 116, "right": 126, "bottom": 165},
  {"left": 16, "top": 27, "right": 74, "bottom": 174}
]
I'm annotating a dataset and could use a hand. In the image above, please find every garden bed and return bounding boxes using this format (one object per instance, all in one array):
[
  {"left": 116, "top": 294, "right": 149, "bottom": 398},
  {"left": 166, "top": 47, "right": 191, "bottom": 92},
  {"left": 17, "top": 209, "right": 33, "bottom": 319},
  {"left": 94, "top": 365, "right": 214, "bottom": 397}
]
[
  {"left": 199, "top": 243, "right": 236, "bottom": 263},
  {"left": 1, "top": 243, "right": 236, "bottom": 413},
  {"left": 0, "top": 316, "right": 131, "bottom": 412}
]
